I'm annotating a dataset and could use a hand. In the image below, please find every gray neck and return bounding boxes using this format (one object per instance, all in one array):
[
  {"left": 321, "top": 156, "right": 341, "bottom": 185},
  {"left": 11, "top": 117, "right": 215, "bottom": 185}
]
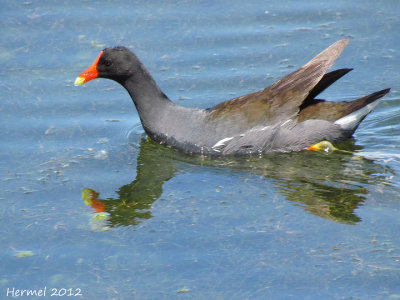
[
  {"left": 119, "top": 62, "right": 210, "bottom": 149},
  {"left": 120, "top": 65, "right": 173, "bottom": 137}
]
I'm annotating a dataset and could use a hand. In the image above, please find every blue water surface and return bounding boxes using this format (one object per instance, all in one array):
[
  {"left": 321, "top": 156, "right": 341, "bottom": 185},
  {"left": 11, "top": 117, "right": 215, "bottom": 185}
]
[{"left": 1, "top": 0, "right": 400, "bottom": 299}]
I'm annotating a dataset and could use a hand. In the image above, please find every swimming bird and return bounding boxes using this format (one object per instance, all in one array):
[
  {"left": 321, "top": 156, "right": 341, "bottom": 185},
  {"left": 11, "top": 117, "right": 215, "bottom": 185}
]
[{"left": 75, "top": 40, "right": 390, "bottom": 155}]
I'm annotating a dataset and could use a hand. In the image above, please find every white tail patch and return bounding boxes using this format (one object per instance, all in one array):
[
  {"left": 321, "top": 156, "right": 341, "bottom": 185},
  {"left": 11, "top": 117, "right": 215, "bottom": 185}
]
[{"left": 334, "top": 100, "right": 380, "bottom": 130}]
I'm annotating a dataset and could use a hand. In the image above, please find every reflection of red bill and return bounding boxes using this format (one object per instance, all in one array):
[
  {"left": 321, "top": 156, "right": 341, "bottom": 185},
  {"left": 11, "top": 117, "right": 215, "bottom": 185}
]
[{"left": 82, "top": 188, "right": 105, "bottom": 213}]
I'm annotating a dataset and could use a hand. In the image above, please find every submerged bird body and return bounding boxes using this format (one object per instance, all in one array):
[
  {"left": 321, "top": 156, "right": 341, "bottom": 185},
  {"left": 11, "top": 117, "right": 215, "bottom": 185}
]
[{"left": 75, "top": 40, "right": 389, "bottom": 155}]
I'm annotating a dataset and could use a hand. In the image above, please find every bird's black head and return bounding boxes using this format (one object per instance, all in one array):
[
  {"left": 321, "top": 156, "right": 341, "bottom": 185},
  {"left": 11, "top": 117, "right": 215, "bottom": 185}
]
[{"left": 75, "top": 46, "right": 141, "bottom": 85}]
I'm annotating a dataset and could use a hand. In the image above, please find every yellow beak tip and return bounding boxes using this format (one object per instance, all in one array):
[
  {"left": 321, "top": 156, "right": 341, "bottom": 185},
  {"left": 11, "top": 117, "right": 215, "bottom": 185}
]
[{"left": 74, "top": 76, "right": 86, "bottom": 86}]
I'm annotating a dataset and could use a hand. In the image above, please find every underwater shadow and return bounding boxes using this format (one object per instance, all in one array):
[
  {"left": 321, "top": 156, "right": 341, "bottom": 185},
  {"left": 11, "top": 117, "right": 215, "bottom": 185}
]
[{"left": 82, "top": 138, "right": 392, "bottom": 228}]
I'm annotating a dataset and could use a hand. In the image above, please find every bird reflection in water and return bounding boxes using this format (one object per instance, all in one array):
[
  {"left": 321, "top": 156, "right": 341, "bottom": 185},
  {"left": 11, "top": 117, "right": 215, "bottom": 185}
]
[{"left": 81, "top": 137, "right": 392, "bottom": 228}]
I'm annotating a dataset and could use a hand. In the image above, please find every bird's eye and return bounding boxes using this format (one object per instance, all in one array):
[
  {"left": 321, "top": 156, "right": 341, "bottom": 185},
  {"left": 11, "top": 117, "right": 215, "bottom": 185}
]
[{"left": 104, "top": 59, "right": 112, "bottom": 67}]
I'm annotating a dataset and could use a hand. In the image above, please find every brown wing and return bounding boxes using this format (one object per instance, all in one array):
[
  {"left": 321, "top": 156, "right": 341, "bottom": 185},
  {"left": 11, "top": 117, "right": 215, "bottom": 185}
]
[{"left": 209, "top": 40, "right": 349, "bottom": 128}]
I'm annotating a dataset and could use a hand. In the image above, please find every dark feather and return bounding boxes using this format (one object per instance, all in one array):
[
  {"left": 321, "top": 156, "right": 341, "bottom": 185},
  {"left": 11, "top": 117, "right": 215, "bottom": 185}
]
[{"left": 300, "top": 68, "right": 353, "bottom": 111}]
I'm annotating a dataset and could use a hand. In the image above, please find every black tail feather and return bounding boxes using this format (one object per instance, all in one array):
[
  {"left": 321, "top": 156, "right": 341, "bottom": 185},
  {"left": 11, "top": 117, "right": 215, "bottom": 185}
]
[
  {"left": 356, "top": 88, "right": 391, "bottom": 107},
  {"left": 301, "top": 68, "right": 353, "bottom": 110}
]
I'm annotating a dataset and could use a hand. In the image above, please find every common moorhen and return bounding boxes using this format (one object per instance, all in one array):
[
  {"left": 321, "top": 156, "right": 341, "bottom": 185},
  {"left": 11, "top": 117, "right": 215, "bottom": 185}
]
[{"left": 75, "top": 40, "right": 390, "bottom": 155}]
